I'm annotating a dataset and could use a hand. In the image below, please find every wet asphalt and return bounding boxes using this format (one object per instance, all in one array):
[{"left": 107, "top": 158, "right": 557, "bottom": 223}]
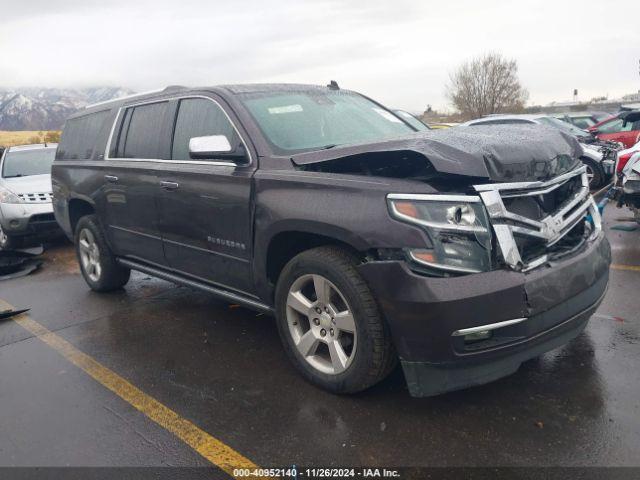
[{"left": 0, "top": 205, "right": 638, "bottom": 471}]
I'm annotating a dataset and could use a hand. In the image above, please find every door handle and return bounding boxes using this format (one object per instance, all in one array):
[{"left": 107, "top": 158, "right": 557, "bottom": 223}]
[
  {"left": 160, "top": 181, "right": 180, "bottom": 190},
  {"left": 104, "top": 175, "right": 119, "bottom": 183}
]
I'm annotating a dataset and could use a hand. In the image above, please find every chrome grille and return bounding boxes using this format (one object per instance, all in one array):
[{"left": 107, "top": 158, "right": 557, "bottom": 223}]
[
  {"left": 474, "top": 166, "right": 601, "bottom": 271},
  {"left": 17, "top": 192, "right": 53, "bottom": 203}
]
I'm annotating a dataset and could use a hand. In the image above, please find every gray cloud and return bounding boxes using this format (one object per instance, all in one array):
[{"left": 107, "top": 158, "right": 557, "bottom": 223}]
[{"left": 0, "top": 0, "right": 638, "bottom": 111}]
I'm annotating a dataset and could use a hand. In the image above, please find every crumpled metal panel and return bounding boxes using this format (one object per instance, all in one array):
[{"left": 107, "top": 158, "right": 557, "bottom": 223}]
[
  {"left": 522, "top": 235, "right": 611, "bottom": 317},
  {"left": 0, "top": 249, "right": 43, "bottom": 280},
  {"left": 292, "top": 124, "right": 582, "bottom": 183}
]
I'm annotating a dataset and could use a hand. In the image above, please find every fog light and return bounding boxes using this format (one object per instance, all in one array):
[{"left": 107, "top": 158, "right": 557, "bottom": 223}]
[
  {"left": 9, "top": 219, "right": 20, "bottom": 228},
  {"left": 463, "top": 330, "right": 492, "bottom": 343}
]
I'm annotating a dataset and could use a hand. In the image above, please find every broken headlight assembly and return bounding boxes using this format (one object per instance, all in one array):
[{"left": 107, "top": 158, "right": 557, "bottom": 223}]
[
  {"left": 387, "top": 194, "right": 492, "bottom": 274},
  {"left": 0, "top": 186, "right": 22, "bottom": 204}
]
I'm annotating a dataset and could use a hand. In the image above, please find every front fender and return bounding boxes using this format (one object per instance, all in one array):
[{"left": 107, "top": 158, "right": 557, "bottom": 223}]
[{"left": 251, "top": 171, "right": 431, "bottom": 302}]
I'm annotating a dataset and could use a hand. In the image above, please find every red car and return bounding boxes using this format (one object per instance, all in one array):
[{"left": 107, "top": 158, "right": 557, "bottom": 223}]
[{"left": 589, "top": 111, "right": 640, "bottom": 148}]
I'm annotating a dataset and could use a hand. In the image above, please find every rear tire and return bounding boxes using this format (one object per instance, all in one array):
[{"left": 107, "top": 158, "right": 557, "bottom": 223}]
[
  {"left": 275, "top": 246, "right": 397, "bottom": 394},
  {"left": 582, "top": 157, "right": 604, "bottom": 189},
  {"left": 75, "top": 215, "right": 130, "bottom": 292}
]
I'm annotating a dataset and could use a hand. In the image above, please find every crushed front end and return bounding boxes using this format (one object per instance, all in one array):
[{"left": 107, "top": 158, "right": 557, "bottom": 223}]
[{"left": 359, "top": 166, "right": 610, "bottom": 397}]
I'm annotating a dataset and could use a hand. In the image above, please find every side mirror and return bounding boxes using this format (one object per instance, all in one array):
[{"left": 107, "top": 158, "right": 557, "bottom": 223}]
[
  {"left": 189, "top": 135, "right": 233, "bottom": 159},
  {"left": 623, "top": 112, "right": 640, "bottom": 124}
]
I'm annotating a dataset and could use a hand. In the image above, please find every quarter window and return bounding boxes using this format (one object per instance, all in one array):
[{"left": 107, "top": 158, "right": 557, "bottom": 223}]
[
  {"left": 118, "top": 102, "right": 169, "bottom": 159},
  {"left": 57, "top": 110, "right": 110, "bottom": 160},
  {"left": 171, "top": 98, "right": 239, "bottom": 161}
]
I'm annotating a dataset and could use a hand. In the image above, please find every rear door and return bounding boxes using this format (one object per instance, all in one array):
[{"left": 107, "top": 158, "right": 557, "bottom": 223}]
[
  {"left": 156, "top": 95, "right": 256, "bottom": 294},
  {"left": 101, "top": 100, "right": 172, "bottom": 265}
]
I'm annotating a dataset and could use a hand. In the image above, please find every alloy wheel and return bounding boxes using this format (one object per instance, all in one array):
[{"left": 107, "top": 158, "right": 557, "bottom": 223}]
[
  {"left": 285, "top": 274, "right": 357, "bottom": 375},
  {"left": 78, "top": 228, "right": 102, "bottom": 282}
]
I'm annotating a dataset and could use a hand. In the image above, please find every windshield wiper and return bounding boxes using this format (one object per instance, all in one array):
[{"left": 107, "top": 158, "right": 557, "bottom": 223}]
[{"left": 3, "top": 174, "right": 24, "bottom": 178}]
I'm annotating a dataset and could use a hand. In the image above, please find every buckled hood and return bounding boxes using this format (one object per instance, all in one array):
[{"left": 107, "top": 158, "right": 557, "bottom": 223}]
[{"left": 291, "top": 124, "right": 583, "bottom": 183}]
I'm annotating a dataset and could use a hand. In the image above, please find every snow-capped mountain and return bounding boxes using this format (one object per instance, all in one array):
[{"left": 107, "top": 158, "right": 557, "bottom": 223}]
[{"left": 0, "top": 87, "right": 134, "bottom": 130}]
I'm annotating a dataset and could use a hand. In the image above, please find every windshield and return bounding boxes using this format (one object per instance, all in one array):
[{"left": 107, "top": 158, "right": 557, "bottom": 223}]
[
  {"left": 537, "top": 116, "right": 589, "bottom": 137},
  {"left": 238, "top": 90, "right": 415, "bottom": 153},
  {"left": 394, "top": 110, "right": 430, "bottom": 131},
  {"left": 2, "top": 148, "right": 56, "bottom": 178}
]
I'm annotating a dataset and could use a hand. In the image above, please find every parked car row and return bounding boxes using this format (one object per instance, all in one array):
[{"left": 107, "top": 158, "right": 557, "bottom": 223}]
[
  {"left": 612, "top": 138, "right": 640, "bottom": 224},
  {"left": 459, "top": 114, "right": 619, "bottom": 188}
]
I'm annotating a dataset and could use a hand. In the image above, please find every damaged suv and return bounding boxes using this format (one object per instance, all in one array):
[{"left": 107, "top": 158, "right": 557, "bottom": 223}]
[{"left": 52, "top": 84, "right": 610, "bottom": 397}]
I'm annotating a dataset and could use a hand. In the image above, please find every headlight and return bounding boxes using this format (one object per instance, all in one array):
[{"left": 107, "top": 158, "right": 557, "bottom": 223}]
[
  {"left": 387, "top": 194, "right": 492, "bottom": 274},
  {"left": 0, "top": 186, "right": 22, "bottom": 204}
]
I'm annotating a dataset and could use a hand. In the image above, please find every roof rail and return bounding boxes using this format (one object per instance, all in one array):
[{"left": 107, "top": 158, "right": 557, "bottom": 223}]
[{"left": 84, "top": 87, "right": 176, "bottom": 109}]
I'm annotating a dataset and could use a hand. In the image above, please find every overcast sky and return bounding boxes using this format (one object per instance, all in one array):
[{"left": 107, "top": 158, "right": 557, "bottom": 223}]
[{"left": 1, "top": 0, "right": 638, "bottom": 112}]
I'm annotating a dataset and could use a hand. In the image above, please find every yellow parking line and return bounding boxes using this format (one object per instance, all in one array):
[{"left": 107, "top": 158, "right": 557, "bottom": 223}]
[
  {"left": 611, "top": 264, "right": 640, "bottom": 272},
  {"left": 0, "top": 300, "right": 261, "bottom": 478}
]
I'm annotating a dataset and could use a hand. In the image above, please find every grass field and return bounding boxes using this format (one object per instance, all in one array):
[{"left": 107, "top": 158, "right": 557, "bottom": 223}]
[{"left": 0, "top": 130, "right": 61, "bottom": 147}]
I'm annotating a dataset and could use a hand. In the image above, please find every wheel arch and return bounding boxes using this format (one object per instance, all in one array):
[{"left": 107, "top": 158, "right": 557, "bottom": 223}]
[
  {"left": 68, "top": 197, "right": 96, "bottom": 236},
  {"left": 257, "top": 222, "right": 370, "bottom": 302},
  {"left": 265, "top": 230, "right": 363, "bottom": 286}
]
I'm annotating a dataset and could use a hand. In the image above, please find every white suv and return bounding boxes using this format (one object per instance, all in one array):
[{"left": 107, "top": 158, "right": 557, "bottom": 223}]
[{"left": 0, "top": 143, "right": 59, "bottom": 249}]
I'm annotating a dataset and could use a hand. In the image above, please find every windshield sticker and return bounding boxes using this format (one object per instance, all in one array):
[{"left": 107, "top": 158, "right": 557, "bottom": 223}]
[
  {"left": 268, "top": 104, "right": 303, "bottom": 114},
  {"left": 372, "top": 107, "right": 403, "bottom": 123}
]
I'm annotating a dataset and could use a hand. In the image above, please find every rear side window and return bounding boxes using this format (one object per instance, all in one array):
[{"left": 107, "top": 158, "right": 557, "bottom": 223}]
[
  {"left": 57, "top": 110, "right": 110, "bottom": 160},
  {"left": 117, "top": 102, "right": 169, "bottom": 159},
  {"left": 171, "top": 98, "right": 239, "bottom": 160}
]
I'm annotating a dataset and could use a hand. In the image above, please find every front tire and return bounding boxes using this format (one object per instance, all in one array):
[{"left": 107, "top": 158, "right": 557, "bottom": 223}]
[
  {"left": 275, "top": 246, "right": 396, "bottom": 394},
  {"left": 582, "top": 157, "right": 604, "bottom": 189},
  {"left": 75, "top": 215, "right": 130, "bottom": 292}
]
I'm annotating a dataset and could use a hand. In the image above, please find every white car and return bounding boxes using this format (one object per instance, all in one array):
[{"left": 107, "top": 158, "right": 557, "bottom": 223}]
[
  {"left": 0, "top": 143, "right": 59, "bottom": 249},
  {"left": 460, "top": 114, "right": 616, "bottom": 188}
]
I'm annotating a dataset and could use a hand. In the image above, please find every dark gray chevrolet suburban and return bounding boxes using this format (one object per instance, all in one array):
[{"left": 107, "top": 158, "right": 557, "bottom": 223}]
[{"left": 52, "top": 84, "right": 611, "bottom": 397}]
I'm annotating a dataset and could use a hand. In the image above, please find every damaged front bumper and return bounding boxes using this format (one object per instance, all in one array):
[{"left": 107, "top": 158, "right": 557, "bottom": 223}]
[{"left": 358, "top": 232, "right": 610, "bottom": 397}]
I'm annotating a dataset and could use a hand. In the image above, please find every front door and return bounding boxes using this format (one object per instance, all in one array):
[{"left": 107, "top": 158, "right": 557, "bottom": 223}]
[
  {"left": 100, "top": 100, "right": 172, "bottom": 266},
  {"left": 157, "top": 96, "right": 256, "bottom": 294}
]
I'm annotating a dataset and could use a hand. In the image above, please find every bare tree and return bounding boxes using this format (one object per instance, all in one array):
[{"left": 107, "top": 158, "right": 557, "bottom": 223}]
[{"left": 446, "top": 53, "right": 529, "bottom": 120}]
